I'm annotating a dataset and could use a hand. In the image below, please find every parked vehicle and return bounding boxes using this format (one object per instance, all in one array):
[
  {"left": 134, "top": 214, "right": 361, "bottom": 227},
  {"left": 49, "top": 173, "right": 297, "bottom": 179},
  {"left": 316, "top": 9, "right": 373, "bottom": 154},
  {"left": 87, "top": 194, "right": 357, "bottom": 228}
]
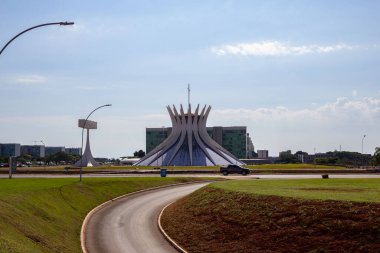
[{"left": 220, "top": 164, "right": 250, "bottom": 176}]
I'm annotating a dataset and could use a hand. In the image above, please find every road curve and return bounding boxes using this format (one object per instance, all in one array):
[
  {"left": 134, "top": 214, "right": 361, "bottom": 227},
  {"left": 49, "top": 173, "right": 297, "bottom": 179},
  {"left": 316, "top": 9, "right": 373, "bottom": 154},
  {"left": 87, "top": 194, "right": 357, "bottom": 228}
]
[{"left": 83, "top": 183, "right": 208, "bottom": 253}]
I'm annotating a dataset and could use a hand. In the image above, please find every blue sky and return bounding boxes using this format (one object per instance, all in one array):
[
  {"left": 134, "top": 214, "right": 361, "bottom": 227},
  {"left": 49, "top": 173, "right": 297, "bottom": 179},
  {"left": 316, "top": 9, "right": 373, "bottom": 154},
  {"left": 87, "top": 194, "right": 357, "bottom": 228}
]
[{"left": 0, "top": 0, "right": 379, "bottom": 157}]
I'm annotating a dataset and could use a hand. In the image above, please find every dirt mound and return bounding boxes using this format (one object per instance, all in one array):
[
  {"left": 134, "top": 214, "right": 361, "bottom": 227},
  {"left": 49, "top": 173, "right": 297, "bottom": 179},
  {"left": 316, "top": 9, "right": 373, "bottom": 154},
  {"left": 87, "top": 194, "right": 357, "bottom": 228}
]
[{"left": 161, "top": 187, "right": 380, "bottom": 253}]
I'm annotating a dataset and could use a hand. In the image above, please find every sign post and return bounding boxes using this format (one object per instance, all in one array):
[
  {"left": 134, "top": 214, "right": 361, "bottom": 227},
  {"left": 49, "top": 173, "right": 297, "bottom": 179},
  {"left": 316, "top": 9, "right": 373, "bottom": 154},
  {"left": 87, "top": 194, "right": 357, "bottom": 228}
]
[{"left": 9, "top": 156, "right": 17, "bottom": 179}]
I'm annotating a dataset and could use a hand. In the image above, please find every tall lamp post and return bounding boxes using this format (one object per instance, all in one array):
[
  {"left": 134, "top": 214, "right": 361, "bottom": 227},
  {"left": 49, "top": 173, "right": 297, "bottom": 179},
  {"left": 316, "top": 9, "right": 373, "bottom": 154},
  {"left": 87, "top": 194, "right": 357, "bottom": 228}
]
[
  {"left": 361, "top": 134, "right": 367, "bottom": 167},
  {"left": 79, "top": 104, "right": 112, "bottom": 181},
  {"left": 1, "top": 22, "right": 74, "bottom": 56},
  {"left": 40, "top": 140, "right": 46, "bottom": 169},
  {"left": 1, "top": 21, "right": 74, "bottom": 179},
  {"left": 361, "top": 134, "right": 366, "bottom": 154},
  {"left": 161, "top": 126, "right": 165, "bottom": 165}
]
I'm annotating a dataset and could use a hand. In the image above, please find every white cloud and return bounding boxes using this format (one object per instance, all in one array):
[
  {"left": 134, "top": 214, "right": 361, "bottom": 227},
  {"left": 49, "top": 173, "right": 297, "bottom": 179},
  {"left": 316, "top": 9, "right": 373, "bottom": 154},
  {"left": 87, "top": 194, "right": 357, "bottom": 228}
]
[
  {"left": 208, "top": 97, "right": 380, "bottom": 155},
  {"left": 211, "top": 97, "right": 380, "bottom": 123},
  {"left": 14, "top": 74, "right": 47, "bottom": 84},
  {"left": 211, "top": 41, "right": 353, "bottom": 56},
  {"left": 352, "top": 89, "right": 358, "bottom": 97}
]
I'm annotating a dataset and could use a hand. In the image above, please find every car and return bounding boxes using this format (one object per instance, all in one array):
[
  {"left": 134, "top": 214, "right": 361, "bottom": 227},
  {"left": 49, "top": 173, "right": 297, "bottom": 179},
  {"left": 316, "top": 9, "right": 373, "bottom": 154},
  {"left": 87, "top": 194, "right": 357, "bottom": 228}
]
[{"left": 220, "top": 164, "right": 250, "bottom": 176}]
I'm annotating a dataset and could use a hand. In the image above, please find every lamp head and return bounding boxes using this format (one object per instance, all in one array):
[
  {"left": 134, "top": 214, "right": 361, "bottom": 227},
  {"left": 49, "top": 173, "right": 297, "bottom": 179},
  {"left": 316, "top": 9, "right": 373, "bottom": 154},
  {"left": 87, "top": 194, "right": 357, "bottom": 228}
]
[{"left": 60, "top": 21, "right": 75, "bottom": 26}]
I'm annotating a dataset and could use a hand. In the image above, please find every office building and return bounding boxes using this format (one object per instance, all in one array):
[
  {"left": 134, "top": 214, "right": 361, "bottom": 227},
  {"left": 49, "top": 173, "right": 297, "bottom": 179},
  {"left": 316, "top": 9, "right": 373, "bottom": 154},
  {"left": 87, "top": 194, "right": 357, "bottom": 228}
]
[
  {"left": 258, "top": 150, "right": 269, "bottom": 159},
  {"left": 21, "top": 145, "right": 45, "bottom": 158},
  {"left": 146, "top": 128, "right": 171, "bottom": 156},
  {"left": 45, "top": 147, "right": 65, "bottom": 156},
  {"left": 65, "top": 147, "right": 82, "bottom": 156}
]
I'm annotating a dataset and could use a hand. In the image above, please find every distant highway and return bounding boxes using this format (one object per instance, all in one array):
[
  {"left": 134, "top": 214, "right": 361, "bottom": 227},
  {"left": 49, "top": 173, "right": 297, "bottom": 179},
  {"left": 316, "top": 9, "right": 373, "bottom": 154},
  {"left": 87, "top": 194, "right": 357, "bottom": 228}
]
[{"left": 83, "top": 183, "right": 209, "bottom": 253}]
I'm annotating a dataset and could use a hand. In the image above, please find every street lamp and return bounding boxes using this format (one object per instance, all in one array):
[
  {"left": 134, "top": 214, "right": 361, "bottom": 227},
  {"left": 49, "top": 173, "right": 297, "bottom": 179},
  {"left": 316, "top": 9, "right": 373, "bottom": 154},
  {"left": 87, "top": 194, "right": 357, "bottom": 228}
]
[
  {"left": 79, "top": 104, "right": 112, "bottom": 181},
  {"left": 1, "top": 21, "right": 74, "bottom": 177},
  {"left": 40, "top": 140, "right": 46, "bottom": 169},
  {"left": 361, "top": 134, "right": 366, "bottom": 154},
  {"left": 1, "top": 22, "right": 74, "bottom": 56},
  {"left": 157, "top": 126, "right": 165, "bottom": 167},
  {"left": 361, "top": 134, "right": 367, "bottom": 167},
  {"left": 161, "top": 126, "right": 165, "bottom": 165}
]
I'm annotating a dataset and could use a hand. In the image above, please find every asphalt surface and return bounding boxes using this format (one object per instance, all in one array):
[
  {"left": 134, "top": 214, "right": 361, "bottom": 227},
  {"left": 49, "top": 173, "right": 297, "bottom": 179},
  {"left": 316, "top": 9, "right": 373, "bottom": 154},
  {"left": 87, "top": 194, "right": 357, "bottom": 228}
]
[
  {"left": 1, "top": 173, "right": 380, "bottom": 179},
  {"left": 84, "top": 183, "right": 209, "bottom": 253}
]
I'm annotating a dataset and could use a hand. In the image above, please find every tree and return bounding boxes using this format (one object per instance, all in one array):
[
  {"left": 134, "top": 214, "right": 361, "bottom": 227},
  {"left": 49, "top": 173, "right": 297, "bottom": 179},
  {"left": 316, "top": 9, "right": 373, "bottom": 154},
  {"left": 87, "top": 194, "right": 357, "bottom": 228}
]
[
  {"left": 0, "top": 156, "right": 7, "bottom": 163},
  {"left": 375, "top": 147, "right": 380, "bottom": 156},
  {"left": 315, "top": 157, "right": 338, "bottom": 165},
  {"left": 45, "top": 152, "right": 79, "bottom": 165},
  {"left": 372, "top": 147, "right": 380, "bottom": 166},
  {"left": 17, "top": 154, "right": 33, "bottom": 163},
  {"left": 295, "top": 151, "right": 308, "bottom": 156},
  {"left": 133, "top": 150, "right": 145, "bottom": 158},
  {"left": 279, "top": 152, "right": 298, "bottom": 163}
]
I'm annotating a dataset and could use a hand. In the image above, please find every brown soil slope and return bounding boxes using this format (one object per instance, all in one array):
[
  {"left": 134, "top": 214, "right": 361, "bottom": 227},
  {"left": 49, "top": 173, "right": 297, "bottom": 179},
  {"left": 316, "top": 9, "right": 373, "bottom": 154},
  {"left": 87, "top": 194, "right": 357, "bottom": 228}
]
[{"left": 161, "top": 187, "right": 380, "bottom": 253}]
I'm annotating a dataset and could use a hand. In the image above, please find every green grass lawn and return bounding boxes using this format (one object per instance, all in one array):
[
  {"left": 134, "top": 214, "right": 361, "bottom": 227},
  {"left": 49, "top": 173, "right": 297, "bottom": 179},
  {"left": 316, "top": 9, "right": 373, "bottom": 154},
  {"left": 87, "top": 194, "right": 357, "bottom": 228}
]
[
  {"left": 0, "top": 177, "right": 208, "bottom": 253},
  {"left": 163, "top": 178, "right": 380, "bottom": 253},
  {"left": 211, "top": 178, "right": 380, "bottom": 202}
]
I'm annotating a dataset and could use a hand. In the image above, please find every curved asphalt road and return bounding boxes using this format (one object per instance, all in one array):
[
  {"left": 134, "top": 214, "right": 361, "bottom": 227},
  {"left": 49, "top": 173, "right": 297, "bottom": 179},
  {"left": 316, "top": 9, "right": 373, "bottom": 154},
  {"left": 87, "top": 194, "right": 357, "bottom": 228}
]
[{"left": 84, "top": 183, "right": 209, "bottom": 253}]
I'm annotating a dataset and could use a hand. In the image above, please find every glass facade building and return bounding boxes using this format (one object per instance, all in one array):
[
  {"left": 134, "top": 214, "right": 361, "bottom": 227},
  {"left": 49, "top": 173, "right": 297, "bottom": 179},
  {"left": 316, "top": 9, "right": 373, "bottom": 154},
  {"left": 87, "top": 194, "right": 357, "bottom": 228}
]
[
  {"left": 21, "top": 145, "right": 45, "bottom": 158},
  {"left": 1, "top": 144, "right": 81, "bottom": 158},
  {"left": 221, "top": 127, "right": 247, "bottom": 159},
  {"left": 45, "top": 147, "right": 65, "bottom": 156},
  {"left": 65, "top": 147, "right": 82, "bottom": 156},
  {"left": 146, "top": 128, "right": 171, "bottom": 155}
]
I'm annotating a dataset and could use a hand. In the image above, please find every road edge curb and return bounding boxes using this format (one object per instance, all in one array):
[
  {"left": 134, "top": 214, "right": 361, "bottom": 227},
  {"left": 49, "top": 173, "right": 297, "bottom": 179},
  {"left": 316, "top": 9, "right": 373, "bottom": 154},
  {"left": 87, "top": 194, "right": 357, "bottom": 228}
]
[
  {"left": 80, "top": 180, "right": 214, "bottom": 253},
  {"left": 158, "top": 201, "right": 188, "bottom": 253}
]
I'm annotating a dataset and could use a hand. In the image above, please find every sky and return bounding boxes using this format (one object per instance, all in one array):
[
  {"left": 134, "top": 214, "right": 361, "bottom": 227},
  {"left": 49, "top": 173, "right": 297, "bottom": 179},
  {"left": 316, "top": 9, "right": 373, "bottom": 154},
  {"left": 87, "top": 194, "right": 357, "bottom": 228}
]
[{"left": 0, "top": 0, "right": 379, "bottom": 158}]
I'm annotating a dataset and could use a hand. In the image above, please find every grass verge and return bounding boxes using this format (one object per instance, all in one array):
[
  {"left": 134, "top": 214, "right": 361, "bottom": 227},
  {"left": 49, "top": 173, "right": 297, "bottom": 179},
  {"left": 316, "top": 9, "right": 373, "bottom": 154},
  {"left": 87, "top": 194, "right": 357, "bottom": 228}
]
[
  {"left": 211, "top": 178, "right": 380, "bottom": 202},
  {"left": 0, "top": 177, "right": 209, "bottom": 253},
  {"left": 161, "top": 179, "right": 380, "bottom": 253}
]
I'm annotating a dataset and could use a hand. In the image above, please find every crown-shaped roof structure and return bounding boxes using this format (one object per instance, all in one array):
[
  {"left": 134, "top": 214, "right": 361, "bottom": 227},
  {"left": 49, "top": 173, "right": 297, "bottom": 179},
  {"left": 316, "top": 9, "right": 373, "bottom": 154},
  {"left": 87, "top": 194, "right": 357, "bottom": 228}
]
[{"left": 135, "top": 104, "right": 244, "bottom": 166}]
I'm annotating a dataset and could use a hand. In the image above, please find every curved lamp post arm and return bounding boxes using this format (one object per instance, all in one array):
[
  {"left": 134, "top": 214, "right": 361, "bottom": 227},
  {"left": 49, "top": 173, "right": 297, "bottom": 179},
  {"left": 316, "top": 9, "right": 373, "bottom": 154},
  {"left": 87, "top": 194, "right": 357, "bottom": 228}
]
[
  {"left": 79, "top": 104, "right": 112, "bottom": 181},
  {"left": 80, "top": 104, "right": 112, "bottom": 156},
  {"left": 361, "top": 134, "right": 366, "bottom": 154},
  {"left": 0, "top": 21, "right": 74, "bottom": 56}
]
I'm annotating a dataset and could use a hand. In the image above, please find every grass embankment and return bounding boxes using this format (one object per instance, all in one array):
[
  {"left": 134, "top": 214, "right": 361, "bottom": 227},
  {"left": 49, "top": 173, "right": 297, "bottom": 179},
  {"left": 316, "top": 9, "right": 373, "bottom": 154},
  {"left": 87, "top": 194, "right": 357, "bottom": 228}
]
[
  {"left": 161, "top": 179, "right": 380, "bottom": 253},
  {"left": 0, "top": 177, "right": 207, "bottom": 253}
]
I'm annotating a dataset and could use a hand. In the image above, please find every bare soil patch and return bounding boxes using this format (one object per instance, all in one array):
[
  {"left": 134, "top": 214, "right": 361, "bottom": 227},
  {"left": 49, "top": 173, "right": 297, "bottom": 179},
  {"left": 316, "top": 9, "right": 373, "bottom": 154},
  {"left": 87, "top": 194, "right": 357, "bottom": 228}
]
[{"left": 161, "top": 187, "right": 380, "bottom": 253}]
